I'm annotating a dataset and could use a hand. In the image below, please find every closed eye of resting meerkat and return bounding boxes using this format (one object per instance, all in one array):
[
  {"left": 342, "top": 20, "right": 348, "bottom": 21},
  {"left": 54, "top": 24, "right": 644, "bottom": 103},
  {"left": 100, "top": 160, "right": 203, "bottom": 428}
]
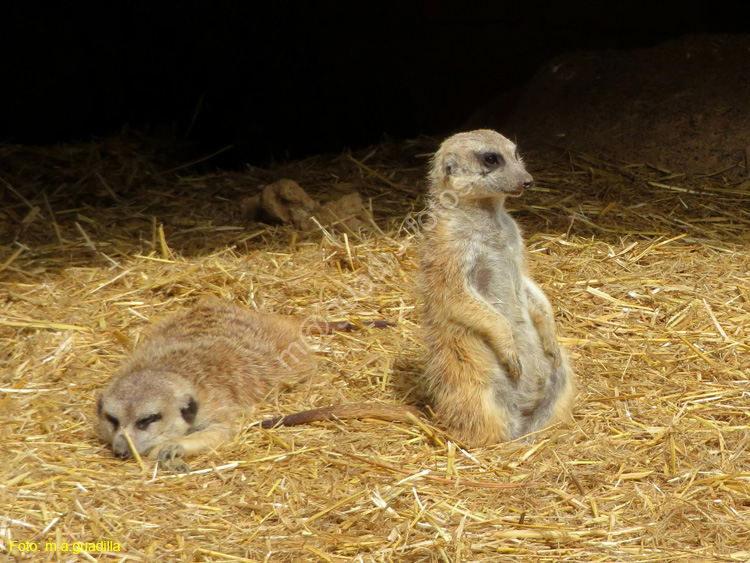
[
  {"left": 417, "top": 129, "right": 575, "bottom": 446},
  {"left": 96, "top": 296, "right": 317, "bottom": 471}
]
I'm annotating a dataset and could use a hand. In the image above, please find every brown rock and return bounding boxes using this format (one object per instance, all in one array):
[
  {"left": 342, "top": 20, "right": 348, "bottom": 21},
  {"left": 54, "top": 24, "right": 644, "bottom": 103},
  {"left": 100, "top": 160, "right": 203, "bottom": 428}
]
[
  {"left": 260, "top": 179, "right": 319, "bottom": 230},
  {"left": 240, "top": 195, "right": 261, "bottom": 219},
  {"left": 321, "top": 192, "right": 368, "bottom": 231},
  {"left": 250, "top": 178, "right": 369, "bottom": 232}
]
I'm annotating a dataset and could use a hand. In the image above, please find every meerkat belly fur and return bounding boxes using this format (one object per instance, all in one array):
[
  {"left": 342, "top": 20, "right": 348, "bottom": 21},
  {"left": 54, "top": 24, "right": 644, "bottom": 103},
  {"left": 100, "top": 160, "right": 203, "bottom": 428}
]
[
  {"left": 96, "top": 296, "right": 315, "bottom": 467},
  {"left": 418, "top": 129, "right": 574, "bottom": 446}
]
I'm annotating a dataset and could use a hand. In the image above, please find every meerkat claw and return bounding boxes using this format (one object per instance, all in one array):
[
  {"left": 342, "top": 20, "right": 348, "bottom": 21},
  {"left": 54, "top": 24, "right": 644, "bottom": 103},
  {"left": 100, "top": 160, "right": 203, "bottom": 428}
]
[
  {"left": 156, "top": 443, "right": 190, "bottom": 473},
  {"left": 506, "top": 355, "right": 523, "bottom": 380},
  {"left": 541, "top": 338, "right": 562, "bottom": 369},
  {"left": 162, "top": 457, "right": 191, "bottom": 473},
  {"left": 550, "top": 347, "right": 562, "bottom": 369}
]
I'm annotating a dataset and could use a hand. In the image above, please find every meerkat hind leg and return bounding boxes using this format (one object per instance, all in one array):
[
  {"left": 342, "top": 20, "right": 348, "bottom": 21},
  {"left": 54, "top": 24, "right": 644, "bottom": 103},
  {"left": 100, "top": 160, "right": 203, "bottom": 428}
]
[
  {"left": 521, "top": 360, "right": 574, "bottom": 437},
  {"left": 433, "top": 372, "right": 517, "bottom": 446}
]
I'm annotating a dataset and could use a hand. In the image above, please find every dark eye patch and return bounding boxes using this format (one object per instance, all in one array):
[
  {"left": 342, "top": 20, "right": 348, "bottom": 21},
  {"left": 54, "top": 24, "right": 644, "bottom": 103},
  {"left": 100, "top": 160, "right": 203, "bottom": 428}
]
[
  {"left": 136, "top": 413, "right": 162, "bottom": 430},
  {"left": 479, "top": 152, "right": 504, "bottom": 170},
  {"left": 181, "top": 397, "right": 198, "bottom": 424},
  {"left": 105, "top": 414, "right": 120, "bottom": 430}
]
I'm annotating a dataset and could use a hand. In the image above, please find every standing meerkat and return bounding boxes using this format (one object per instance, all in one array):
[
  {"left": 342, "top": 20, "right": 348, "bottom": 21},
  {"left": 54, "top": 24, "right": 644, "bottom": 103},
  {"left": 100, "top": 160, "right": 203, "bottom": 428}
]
[
  {"left": 96, "top": 296, "right": 316, "bottom": 470},
  {"left": 417, "top": 129, "right": 574, "bottom": 446}
]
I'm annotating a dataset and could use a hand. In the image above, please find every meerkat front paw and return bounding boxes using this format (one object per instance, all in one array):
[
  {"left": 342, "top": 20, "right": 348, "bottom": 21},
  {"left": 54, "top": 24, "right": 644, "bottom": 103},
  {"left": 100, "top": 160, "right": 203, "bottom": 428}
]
[
  {"left": 539, "top": 333, "right": 562, "bottom": 369},
  {"left": 487, "top": 333, "right": 523, "bottom": 380},
  {"left": 549, "top": 346, "right": 562, "bottom": 369},
  {"left": 498, "top": 346, "right": 522, "bottom": 380},
  {"left": 152, "top": 442, "right": 190, "bottom": 473},
  {"left": 494, "top": 345, "right": 523, "bottom": 380},
  {"left": 528, "top": 309, "right": 561, "bottom": 370},
  {"left": 539, "top": 339, "right": 561, "bottom": 369}
]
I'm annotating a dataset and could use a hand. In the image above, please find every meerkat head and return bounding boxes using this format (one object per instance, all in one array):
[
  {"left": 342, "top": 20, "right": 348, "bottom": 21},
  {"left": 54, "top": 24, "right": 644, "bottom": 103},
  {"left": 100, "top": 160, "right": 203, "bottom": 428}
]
[
  {"left": 429, "top": 129, "right": 533, "bottom": 200},
  {"left": 96, "top": 370, "right": 198, "bottom": 459}
]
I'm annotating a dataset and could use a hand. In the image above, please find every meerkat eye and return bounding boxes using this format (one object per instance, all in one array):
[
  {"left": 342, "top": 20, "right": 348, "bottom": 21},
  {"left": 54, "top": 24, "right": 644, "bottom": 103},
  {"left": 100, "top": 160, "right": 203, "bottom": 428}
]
[
  {"left": 105, "top": 414, "right": 120, "bottom": 430},
  {"left": 480, "top": 152, "right": 504, "bottom": 170},
  {"left": 136, "top": 414, "right": 162, "bottom": 430}
]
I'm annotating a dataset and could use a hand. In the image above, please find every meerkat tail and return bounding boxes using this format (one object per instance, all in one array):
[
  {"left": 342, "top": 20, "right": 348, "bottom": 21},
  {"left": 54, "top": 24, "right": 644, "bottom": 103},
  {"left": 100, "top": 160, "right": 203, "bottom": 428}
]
[
  {"left": 325, "top": 319, "right": 396, "bottom": 332},
  {"left": 259, "top": 403, "right": 421, "bottom": 429}
]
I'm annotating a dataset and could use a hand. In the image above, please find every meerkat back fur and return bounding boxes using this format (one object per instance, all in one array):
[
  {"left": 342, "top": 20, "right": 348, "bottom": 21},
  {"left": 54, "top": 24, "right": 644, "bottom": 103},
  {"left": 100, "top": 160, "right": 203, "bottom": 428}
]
[
  {"left": 96, "top": 296, "right": 315, "bottom": 468},
  {"left": 418, "top": 129, "right": 574, "bottom": 446}
]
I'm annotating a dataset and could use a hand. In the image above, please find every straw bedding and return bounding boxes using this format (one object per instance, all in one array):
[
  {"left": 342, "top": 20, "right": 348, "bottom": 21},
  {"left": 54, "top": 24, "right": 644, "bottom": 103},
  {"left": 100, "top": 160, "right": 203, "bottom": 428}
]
[{"left": 1, "top": 136, "right": 749, "bottom": 561}]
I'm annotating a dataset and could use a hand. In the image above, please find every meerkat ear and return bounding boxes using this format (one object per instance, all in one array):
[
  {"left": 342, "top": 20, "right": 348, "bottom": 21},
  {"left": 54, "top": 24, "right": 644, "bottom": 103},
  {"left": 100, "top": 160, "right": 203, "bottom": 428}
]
[
  {"left": 97, "top": 396, "right": 103, "bottom": 416},
  {"left": 180, "top": 396, "right": 198, "bottom": 423},
  {"left": 445, "top": 154, "right": 458, "bottom": 176}
]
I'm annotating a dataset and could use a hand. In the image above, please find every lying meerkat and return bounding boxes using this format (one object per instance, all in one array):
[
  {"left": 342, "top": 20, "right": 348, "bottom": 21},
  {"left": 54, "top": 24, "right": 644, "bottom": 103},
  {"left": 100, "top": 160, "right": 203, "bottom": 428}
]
[
  {"left": 417, "top": 129, "right": 575, "bottom": 446},
  {"left": 96, "top": 296, "right": 316, "bottom": 470}
]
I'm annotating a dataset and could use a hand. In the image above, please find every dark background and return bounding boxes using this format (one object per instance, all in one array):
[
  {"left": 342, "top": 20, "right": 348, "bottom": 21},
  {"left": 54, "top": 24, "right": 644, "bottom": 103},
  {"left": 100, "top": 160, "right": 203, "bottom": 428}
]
[{"left": 3, "top": 2, "right": 747, "bottom": 168}]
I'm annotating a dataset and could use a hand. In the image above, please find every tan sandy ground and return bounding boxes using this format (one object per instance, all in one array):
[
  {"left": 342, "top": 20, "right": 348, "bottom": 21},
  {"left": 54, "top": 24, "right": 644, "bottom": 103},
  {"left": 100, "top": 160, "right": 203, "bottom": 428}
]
[{"left": 1, "top": 137, "right": 749, "bottom": 561}]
